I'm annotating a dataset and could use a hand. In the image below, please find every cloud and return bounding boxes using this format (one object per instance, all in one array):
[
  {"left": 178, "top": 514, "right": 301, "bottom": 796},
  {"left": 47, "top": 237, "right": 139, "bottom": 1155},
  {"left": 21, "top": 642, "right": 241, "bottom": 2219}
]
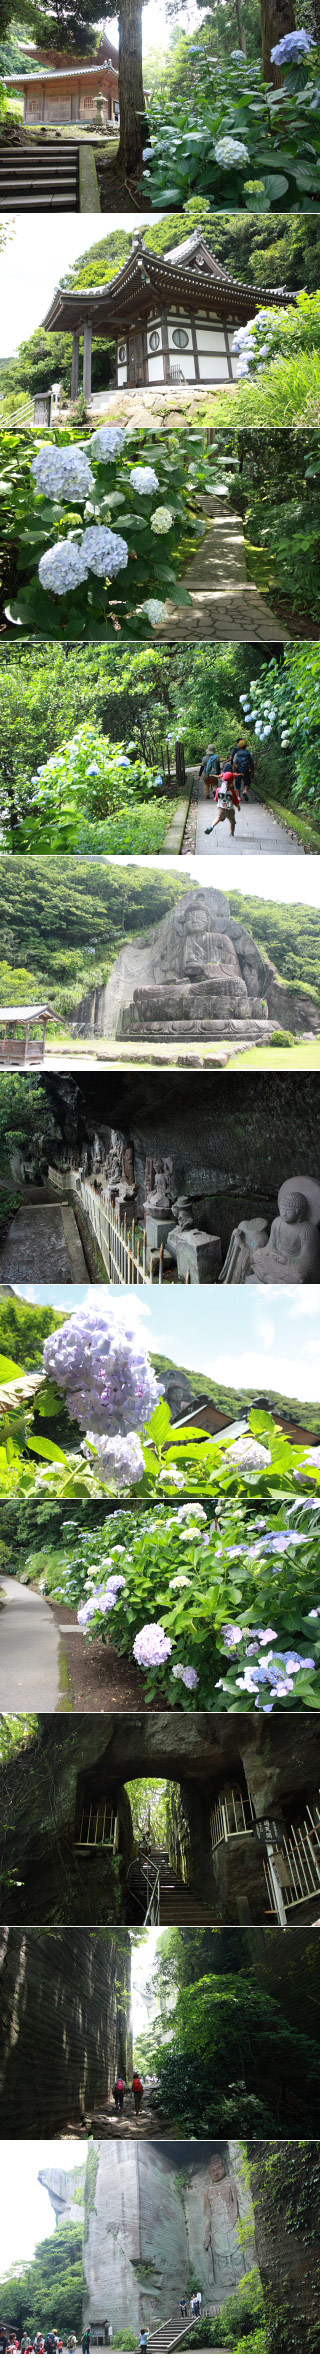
[{"left": 209, "top": 1350, "right": 320, "bottom": 1402}]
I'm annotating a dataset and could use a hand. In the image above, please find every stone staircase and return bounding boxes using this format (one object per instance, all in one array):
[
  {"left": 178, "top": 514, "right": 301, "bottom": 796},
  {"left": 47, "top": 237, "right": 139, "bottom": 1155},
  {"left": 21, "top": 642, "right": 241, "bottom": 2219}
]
[
  {"left": 148, "top": 2304, "right": 216, "bottom": 2350},
  {"left": 159, "top": 1870, "right": 213, "bottom": 1924},
  {"left": 0, "top": 140, "right": 79, "bottom": 208}
]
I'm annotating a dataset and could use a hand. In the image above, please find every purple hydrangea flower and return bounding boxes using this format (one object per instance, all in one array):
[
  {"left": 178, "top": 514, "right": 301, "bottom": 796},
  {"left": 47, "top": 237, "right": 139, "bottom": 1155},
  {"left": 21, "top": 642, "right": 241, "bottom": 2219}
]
[
  {"left": 133, "top": 1623, "right": 172, "bottom": 1669},
  {"left": 171, "top": 1664, "right": 199, "bottom": 1690},
  {"left": 271, "top": 28, "right": 315, "bottom": 62},
  {"left": 43, "top": 1303, "right": 161, "bottom": 1441}
]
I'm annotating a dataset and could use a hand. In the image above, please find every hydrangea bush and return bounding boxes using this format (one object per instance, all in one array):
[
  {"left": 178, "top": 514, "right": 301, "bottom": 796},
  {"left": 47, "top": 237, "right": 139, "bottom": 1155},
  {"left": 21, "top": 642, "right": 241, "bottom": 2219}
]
[
  {"left": 1, "top": 424, "right": 208, "bottom": 642},
  {"left": 238, "top": 644, "right": 320, "bottom": 820},
  {"left": 142, "top": 45, "right": 320, "bottom": 211},
  {"left": 17, "top": 723, "right": 166, "bottom": 855},
  {"left": 232, "top": 293, "right": 320, "bottom": 382},
  {"left": 1, "top": 1311, "right": 320, "bottom": 1711}
]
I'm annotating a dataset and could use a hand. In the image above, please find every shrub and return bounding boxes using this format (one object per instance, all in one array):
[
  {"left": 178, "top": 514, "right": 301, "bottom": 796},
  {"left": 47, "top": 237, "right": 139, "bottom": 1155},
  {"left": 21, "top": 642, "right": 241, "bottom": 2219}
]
[
  {"left": 270, "top": 1028, "right": 295, "bottom": 1045},
  {"left": 143, "top": 49, "right": 320, "bottom": 213}
]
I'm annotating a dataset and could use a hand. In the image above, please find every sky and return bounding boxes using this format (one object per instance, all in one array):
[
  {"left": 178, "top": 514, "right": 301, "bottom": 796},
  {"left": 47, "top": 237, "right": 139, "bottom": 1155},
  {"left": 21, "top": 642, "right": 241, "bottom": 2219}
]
[
  {"left": 0, "top": 2143, "right": 87, "bottom": 2274},
  {"left": 102, "top": 854, "right": 320, "bottom": 907},
  {"left": 0, "top": 213, "right": 159, "bottom": 357},
  {"left": 14, "top": 1284, "right": 320, "bottom": 1402}
]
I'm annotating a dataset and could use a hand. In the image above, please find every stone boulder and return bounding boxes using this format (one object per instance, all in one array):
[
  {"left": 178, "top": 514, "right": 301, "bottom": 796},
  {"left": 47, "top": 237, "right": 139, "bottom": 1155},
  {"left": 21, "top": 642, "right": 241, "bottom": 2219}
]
[{"left": 95, "top": 889, "right": 315, "bottom": 1044}]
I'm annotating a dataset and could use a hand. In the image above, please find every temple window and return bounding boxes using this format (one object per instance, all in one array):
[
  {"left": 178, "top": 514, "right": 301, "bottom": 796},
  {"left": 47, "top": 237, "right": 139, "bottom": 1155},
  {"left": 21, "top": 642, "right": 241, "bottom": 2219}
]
[
  {"left": 149, "top": 330, "right": 161, "bottom": 352},
  {"left": 171, "top": 327, "right": 190, "bottom": 349}
]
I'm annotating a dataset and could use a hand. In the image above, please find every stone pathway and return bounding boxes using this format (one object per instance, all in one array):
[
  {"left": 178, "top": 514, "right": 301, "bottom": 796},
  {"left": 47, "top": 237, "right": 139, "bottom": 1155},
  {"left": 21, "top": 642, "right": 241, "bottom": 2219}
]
[
  {"left": 196, "top": 789, "right": 301, "bottom": 855},
  {"left": 0, "top": 1574, "right": 62, "bottom": 1710},
  {"left": 85, "top": 2089, "right": 163, "bottom": 2138},
  {"left": 0, "top": 1201, "right": 88, "bottom": 1282},
  {"left": 157, "top": 499, "right": 289, "bottom": 643}
]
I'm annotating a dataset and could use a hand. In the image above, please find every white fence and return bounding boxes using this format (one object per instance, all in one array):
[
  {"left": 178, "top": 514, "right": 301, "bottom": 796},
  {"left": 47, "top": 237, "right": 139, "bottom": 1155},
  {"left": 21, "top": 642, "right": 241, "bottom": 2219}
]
[
  {"left": 264, "top": 1795, "right": 320, "bottom": 1920},
  {"left": 48, "top": 1167, "right": 168, "bottom": 1282}
]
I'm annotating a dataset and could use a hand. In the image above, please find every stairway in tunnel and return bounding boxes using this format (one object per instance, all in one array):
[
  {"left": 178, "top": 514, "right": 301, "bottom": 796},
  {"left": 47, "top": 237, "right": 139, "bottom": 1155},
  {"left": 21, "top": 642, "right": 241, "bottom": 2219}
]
[{"left": 129, "top": 1844, "right": 214, "bottom": 1925}]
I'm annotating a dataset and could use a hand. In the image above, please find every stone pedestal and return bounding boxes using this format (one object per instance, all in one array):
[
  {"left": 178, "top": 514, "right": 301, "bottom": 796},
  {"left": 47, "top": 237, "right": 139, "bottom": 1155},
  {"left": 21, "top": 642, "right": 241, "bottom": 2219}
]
[
  {"left": 167, "top": 1225, "right": 222, "bottom": 1282},
  {"left": 146, "top": 1213, "right": 173, "bottom": 1264}
]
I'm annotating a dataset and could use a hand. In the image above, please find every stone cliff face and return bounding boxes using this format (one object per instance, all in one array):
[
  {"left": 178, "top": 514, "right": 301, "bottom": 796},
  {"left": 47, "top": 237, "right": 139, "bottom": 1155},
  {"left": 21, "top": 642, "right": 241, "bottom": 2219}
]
[
  {"left": 0, "top": 1929, "right": 132, "bottom": 2135},
  {"left": 82, "top": 2141, "right": 255, "bottom": 2337},
  {"left": 38, "top": 2165, "right": 86, "bottom": 2225},
  {"left": 78, "top": 891, "right": 318, "bottom": 1045}
]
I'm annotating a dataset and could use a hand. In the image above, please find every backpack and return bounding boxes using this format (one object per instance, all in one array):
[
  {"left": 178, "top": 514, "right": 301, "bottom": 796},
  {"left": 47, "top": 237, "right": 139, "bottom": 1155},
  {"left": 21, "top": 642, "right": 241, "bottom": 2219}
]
[
  {"left": 133, "top": 2075, "right": 143, "bottom": 2091},
  {"left": 205, "top": 752, "right": 219, "bottom": 778}
]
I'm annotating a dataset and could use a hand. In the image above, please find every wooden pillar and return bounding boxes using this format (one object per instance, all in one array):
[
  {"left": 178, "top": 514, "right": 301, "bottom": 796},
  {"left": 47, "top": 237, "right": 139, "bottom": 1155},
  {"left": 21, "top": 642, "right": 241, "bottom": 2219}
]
[
  {"left": 41, "top": 83, "right": 46, "bottom": 122},
  {"left": 42, "top": 1019, "right": 47, "bottom": 1059},
  {"left": 161, "top": 311, "right": 170, "bottom": 385},
  {"left": 83, "top": 318, "right": 92, "bottom": 402},
  {"left": 224, "top": 326, "right": 233, "bottom": 383},
  {"left": 191, "top": 316, "right": 200, "bottom": 383},
  {"left": 72, "top": 331, "right": 80, "bottom": 401}
]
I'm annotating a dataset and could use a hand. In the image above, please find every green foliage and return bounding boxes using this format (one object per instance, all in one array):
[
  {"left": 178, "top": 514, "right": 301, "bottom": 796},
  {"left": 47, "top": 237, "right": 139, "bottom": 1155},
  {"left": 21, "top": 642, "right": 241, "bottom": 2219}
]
[
  {"left": 0, "top": 1713, "right": 38, "bottom": 1763},
  {"left": 0, "top": 1298, "right": 62, "bottom": 1367},
  {"left": 127, "top": 1777, "right": 169, "bottom": 1843},
  {"left": 15, "top": 720, "right": 171, "bottom": 857},
  {"left": 147, "top": 1964, "right": 320, "bottom": 2135},
  {"left": 143, "top": 45, "right": 320, "bottom": 212},
  {"left": 186, "top": 2269, "right": 265, "bottom": 2349},
  {"left": 0, "top": 858, "right": 190, "bottom": 1023},
  {"left": 228, "top": 892, "right": 320, "bottom": 1001},
  {"left": 0, "top": 2223, "right": 84, "bottom": 2341}
]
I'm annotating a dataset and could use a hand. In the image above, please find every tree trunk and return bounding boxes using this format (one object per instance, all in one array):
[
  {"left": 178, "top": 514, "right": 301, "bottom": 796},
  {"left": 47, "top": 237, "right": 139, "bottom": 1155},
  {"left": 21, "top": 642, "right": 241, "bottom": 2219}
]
[
  {"left": 117, "top": 0, "right": 148, "bottom": 178},
  {"left": 235, "top": 0, "right": 247, "bottom": 56},
  {"left": 261, "top": 0, "right": 296, "bottom": 85}
]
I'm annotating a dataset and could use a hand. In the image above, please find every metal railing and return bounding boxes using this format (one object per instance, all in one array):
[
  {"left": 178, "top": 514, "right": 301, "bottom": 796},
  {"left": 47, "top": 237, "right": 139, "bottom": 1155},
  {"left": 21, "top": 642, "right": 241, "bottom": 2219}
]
[
  {"left": 126, "top": 1848, "right": 161, "bottom": 1923},
  {"left": 48, "top": 1165, "right": 190, "bottom": 1283},
  {"left": 210, "top": 1785, "right": 255, "bottom": 1850},
  {"left": 264, "top": 1795, "right": 320, "bottom": 1920}
]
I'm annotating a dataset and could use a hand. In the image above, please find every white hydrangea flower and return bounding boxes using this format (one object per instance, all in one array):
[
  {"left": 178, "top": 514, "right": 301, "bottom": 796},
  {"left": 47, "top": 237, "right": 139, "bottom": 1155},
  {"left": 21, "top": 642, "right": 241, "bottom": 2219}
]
[
  {"left": 85, "top": 1431, "right": 145, "bottom": 1488},
  {"left": 89, "top": 427, "right": 126, "bottom": 460},
  {"left": 139, "top": 598, "right": 169, "bottom": 626},
  {"left": 130, "top": 466, "right": 159, "bottom": 495},
  {"left": 38, "top": 538, "right": 89, "bottom": 596},
  {"left": 81, "top": 526, "right": 129, "bottom": 578},
  {"left": 32, "top": 445, "right": 94, "bottom": 502},
  {"left": 215, "top": 136, "right": 249, "bottom": 165},
  {"left": 150, "top": 507, "right": 173, "bottom": 535}
]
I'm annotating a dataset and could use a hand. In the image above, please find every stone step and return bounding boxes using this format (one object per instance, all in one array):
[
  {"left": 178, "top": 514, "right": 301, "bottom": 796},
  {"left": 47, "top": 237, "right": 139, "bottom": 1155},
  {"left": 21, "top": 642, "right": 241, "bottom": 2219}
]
[
  {"left": 0, "top": 193, "right": 77, "bottom": 208},
  {"left": 0, "top": 142, "right": 79, "bottom": 207}
]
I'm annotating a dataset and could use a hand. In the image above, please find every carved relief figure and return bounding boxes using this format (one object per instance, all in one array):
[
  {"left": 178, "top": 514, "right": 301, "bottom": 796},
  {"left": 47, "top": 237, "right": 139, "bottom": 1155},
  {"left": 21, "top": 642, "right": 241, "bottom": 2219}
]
[{"left": 203, "top": 2157, "right": 240, "bottom": 2290}]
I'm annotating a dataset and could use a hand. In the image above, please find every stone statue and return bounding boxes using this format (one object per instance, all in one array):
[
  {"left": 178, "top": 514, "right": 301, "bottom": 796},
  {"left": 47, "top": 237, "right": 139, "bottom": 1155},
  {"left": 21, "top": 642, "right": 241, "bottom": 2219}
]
[
  {"left": 144, "top": 1156, "right": 173, "bottom": 1215},
  {"left": 105, "top": 1131, "right": 124, "bottom": 1198},
  {"left": 171, "top": 1195, "right": 195, "bottom": 1230},
  {"left": 220, "top": 1175, "right": 320, "bottom": 1286},
  {"left": 203, "top": 2157, "right": 240, "bottom": 2292}
]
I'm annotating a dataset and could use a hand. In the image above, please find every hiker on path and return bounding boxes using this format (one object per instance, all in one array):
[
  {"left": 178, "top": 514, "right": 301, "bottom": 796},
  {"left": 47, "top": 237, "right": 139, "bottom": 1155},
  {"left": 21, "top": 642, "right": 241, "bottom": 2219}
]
[
  {"left": 204, "top": 768, "right": 241, "bottom": 838},
  {"left": 180, "top": 2298, "right": 188, "bottom": 2318},
  {"left": 199, "top": 747, "right": 220, "bottom": 801},
  {"left": 113, "top": 2074, "right": 126, "bottom": 2114},
  {"left": 132, "top": 2070, "right": 144, "bottom": 2118},
  {"left": 231, "top": 737, "right": 254, "bottom": 801}
]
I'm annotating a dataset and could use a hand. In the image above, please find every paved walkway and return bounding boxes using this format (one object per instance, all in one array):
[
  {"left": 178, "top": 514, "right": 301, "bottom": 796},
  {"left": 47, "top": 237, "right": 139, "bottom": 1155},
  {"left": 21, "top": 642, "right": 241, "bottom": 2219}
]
[
  {"left": 196, "top": 789, "right": 301, "bottom": 855},
  {"left": 157, "top": 499, "right": 289, "bottom": 642},
  {"left": 0, "top": 1574, "right": 61, "bottom": 1709},
  {"left": 0, "top": 1202, "right": 88, "bottom": 1283}
]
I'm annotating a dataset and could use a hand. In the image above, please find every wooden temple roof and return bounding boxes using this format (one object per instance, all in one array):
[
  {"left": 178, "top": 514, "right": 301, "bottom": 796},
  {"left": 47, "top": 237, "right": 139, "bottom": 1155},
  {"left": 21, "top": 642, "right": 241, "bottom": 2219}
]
[{"left": 42, "top": 233, "right": 292, "bottom": 337}]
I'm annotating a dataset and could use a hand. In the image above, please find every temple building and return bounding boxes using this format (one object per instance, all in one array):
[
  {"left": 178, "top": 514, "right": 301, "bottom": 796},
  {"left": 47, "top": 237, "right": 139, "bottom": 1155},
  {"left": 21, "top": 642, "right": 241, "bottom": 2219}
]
[
  {"left": 5, "top": 51, "right": 119, "bottom": 128},
  {"left": 42, "top": 228, "right": 292, "bottom": 397}
]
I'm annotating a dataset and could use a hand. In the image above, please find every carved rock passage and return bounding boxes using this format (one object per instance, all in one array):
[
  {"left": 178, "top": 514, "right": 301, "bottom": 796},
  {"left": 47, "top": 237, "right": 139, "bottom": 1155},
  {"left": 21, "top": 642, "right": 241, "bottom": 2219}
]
[
  {"left": 0, "top": 1928, "right": 132, "bottom": 2134},
  {"left": 83, "top": 2142, "right": 254, "bottom": 2339},
  {"left": 98, "top": 888, "right": 316, "bottom": 1045}
]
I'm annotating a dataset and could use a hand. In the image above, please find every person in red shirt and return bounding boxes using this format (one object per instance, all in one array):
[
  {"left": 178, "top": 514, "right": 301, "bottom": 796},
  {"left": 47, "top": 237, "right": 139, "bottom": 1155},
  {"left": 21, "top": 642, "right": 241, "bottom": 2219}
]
[{"left": 205, "top": 767, "right": 241, "bottom": 838}]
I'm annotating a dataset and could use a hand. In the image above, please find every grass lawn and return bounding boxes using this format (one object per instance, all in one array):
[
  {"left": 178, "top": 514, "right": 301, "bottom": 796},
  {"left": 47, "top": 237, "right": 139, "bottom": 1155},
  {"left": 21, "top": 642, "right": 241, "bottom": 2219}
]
[{"left": 227, "top": 1041, "right": 320, "bottom": 1070}]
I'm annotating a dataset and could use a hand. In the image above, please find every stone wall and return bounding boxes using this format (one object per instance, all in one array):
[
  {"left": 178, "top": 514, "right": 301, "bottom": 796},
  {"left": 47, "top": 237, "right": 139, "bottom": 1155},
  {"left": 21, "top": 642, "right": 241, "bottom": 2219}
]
[
  {"left": 0, "top": 1928, "right": 132, "bottom": 2134},
  {"left": 249, "top": 2140, "right": 320, "bottom": 2350}
]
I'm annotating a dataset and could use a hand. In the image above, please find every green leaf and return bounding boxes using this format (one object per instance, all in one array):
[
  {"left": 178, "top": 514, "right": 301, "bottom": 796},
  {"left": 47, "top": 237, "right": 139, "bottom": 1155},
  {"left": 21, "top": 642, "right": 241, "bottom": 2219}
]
[
  {"left": 27, "top": 1436, "right": 69, "bottom": 1464},
  {"left": 0, "top": 1353, "right": 27, "bottom": 1382}
]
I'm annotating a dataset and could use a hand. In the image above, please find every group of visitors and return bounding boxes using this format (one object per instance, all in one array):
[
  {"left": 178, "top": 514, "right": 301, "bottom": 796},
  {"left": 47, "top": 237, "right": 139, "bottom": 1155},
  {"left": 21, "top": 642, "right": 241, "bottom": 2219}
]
[
  {"left": 112, "top": 2071, "right": 144, "bottom": 2118},
  {"left": 179, "top": 2292, "right": 202, "bottom": 2320},
  {"left": 199, "top": 736, "right": 254, "bottom": 836}
]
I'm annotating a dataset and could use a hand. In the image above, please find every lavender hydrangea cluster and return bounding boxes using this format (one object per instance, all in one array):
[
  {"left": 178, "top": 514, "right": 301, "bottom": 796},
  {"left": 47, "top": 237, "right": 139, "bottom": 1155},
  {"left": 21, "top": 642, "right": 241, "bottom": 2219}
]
[
  {"left": 84, "top": 1431, "right": 145, "bottom": 1489},
  {"left": 89, "top": 427, "right": 126, "bottom": 460},
  {"left": 32, "top": 445, "right": 94, "bottom": 501},
  {"left": 226, "top": 1438, "right": 271, "bottom": 1469},
  {"left": 38, "top": 540, "right": 89, "bottom": 596},
  {"left": 271, "top": 28, "right": 315, "bottom": 62},
  {"left": 133, "top": 1623, "right": 172, "bottom": 1669},
  {"left": 81, "top": 526, "right": 129, "bottom": 579},
  {"left": 42, "top": 1301, "right": 161, "bottom": 1440},
  {"left": 171, "top": 1664, "right": 199, "bottom": 1690},
  {"left": 78, "top": 1571, "right": 126, "bottom": 1626},
  {"left": 130, "top": 466, "right": 159, "bottom": 494},
  {"left": 38, "top": 526, "right": 129, "bottom": 597}
]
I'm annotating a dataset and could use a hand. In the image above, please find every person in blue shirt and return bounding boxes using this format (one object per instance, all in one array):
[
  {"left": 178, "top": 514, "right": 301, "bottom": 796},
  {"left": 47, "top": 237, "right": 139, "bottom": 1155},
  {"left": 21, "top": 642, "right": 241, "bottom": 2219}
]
[{"left": 230, "top": 739, "right": 254, "bottom": 801}]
